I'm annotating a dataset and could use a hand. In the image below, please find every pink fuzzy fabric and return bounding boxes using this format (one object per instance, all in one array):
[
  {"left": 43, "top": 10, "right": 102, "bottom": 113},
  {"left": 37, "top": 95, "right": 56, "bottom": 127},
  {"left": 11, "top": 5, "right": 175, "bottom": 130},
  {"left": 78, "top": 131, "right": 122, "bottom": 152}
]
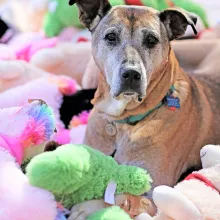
[
  {"left": 16, "top": 37, "right": 58, "bottom": 62},
  {"left": 54, "top": 128, "right": 71, "bottom": 145},
  {"left": 70, "top": 125, "right": 87, "bottom": 144},
  {"left": 0, "top": 148, "right": 57, "bottom": 220},
  {"left": 69, "top": 111, "right": 90, "bottom": 128},
  {"left": 0, "top": 106, "right": 31, "bottom": 164},
  {"left": 0, "top": 77, "right": 62, "bottom": 126},
  {"left": 54, "top": 126, "right": 87, "bottom": 145},
  {"left": 53, "top": 124, "right": 87, "bottom": 146},
  {"left": 54, "top": 111, "right": 90, "bottom": 145},
  {"left": 0, "top": 75, "right": 80, "bottom": 149},
  {"left": 0, "top": 101, "right": 57, "bottom": 219},
  {"left": 58, "top": 27, "right": 82, "bottom": 42},
  {"left": 6, "top": 32, "right": 58, "bottom": 62},
  {"left": 0, "top": 76, "right": 77, "bottom": 129},
  {"left": 8, "top": 32, "right": 44, "bottom": 48},
  {"left": 0, "top": 101, "right": 56, "bottom": 164}
]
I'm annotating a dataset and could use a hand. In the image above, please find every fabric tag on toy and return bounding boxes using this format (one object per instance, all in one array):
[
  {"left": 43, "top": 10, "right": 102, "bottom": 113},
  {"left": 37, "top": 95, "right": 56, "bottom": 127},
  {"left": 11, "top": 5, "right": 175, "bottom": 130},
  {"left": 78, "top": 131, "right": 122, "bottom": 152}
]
[
  {"left": 165, "top": 96, "right": 180, "bottom": 109},
  {"left": 104, "top": 181, "right": 117, "bottom": 205}
]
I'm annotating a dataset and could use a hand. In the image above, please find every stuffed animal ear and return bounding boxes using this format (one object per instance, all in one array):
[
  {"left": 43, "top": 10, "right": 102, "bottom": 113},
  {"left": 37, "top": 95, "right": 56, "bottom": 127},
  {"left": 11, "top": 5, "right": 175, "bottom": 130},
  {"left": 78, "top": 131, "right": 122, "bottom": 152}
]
[
  {"left": 153, "top": 186, "right": 202, "bottom": 220},
  {"left": 159, "top": 8, "right": 197, "bottom": 40},
  {"left": 68, "top": 0, "right": 112, "bottom": 31},
  {"left": 201, "top": 145, "right": 220, "bottom": 168}
]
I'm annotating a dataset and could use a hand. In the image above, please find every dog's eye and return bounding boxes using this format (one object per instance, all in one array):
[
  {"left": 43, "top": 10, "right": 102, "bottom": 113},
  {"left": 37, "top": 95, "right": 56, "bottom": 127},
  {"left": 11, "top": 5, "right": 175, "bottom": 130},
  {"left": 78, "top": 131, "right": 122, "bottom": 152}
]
[
  {"left": 144, "top": 35, "right": 158, "bottom": 48},
  {"left": 105, "top": 33, "right": 117, "bottom": 42}
]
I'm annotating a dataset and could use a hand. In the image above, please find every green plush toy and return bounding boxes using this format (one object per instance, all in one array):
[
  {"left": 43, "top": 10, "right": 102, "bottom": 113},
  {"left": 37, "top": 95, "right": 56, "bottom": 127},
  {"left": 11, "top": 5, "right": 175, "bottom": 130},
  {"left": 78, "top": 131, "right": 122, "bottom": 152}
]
[
  {"left": 44, "top": 0, "right": 209, "bottom": 37},
  {"left": 44, "top": 0, "right": 83, "bottom": 37},
  {"left": 87, "top": 206, "right": 132, "bottom": 220},
  {"left": 26, "top": 144, "right": 152, "bottom": 209},
  {"left": 43, "top": 0, "right": 125, "bottom": 37}
]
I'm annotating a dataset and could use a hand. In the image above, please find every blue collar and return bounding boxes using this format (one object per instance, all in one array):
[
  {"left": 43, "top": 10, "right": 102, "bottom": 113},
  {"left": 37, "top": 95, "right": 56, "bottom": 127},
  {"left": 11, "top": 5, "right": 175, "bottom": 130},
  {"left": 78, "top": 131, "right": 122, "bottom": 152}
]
[{"left": 115, "top": 85, "right": 177, "bottom": 125}]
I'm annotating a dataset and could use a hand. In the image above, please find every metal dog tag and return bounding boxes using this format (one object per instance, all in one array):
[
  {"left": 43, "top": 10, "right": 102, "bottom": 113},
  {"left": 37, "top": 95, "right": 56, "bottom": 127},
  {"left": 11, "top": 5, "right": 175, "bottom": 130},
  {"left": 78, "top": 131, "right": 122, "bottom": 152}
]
[
  {"left": 105, "top": 124, "right": 117, "bottom": 136},
  {"left": 165, "top": 96, "right": 180, "bottom": 109}
]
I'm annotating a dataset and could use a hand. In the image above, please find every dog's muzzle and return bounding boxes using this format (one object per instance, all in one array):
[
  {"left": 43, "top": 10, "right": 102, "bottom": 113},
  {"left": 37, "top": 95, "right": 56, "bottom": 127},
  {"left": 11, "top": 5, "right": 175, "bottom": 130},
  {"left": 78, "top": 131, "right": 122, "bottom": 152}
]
[{"left": 118, "top": 69, "right": 143, "bottom": 97}]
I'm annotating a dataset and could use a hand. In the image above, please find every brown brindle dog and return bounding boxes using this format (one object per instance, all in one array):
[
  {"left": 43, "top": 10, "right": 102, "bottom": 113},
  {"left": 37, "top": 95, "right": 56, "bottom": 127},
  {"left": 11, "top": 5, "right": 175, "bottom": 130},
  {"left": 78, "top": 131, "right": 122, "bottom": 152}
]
[{"left": 68, "top": 0, "right": 220, "bottom": 218}]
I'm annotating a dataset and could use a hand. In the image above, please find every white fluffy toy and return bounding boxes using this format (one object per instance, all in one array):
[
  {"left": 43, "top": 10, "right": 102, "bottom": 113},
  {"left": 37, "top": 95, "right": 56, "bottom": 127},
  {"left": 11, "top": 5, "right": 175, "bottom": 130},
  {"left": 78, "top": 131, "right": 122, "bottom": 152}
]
[{"left": 136, "top": 145, "right": 220, "bottom": 220}]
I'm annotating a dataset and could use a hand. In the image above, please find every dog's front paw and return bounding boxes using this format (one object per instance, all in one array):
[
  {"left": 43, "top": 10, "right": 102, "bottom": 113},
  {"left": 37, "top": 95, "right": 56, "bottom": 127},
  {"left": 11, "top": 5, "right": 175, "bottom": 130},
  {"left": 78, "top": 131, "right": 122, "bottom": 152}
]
[{"left": 68, "top": 199, "right": 106, "bottom": 220}]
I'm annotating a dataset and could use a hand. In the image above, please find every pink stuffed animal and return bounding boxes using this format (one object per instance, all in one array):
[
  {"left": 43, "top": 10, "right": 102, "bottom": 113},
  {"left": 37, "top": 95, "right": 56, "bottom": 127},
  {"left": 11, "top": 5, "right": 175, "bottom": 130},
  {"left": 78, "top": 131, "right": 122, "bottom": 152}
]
[
  {"left": 0, "top": 60, "right": 49, "bottom": 93},
  {"left": 68, "top": 111, "right": 91, "bottom": 144},
  {"left": 0, "top": 40, "right": 98, "bottom": 89},
  {"left": 136, "top": 145, "right": 220, "bottom": 220},
  {"left": 0, "top": 33, "right": 58, "bottom": 62},
  {"left": 0, "top": 73, "right": 84, "bottom": 147},
  {"left": 30, "top": 42, "right": 98, "bottom": 88},
  {"left": 0, "top": 100, "right": 58, "bottom": 220}
]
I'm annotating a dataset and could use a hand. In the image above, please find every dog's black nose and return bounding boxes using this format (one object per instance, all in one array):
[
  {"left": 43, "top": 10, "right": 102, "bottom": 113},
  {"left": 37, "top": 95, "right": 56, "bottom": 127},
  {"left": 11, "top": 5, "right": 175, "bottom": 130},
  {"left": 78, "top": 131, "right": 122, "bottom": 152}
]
[
  {"left": 122, "top": 70, "right": 141, "bottom": 81},
  {"left": 117, "top": 69, "right": 143, "bottom": 96}
]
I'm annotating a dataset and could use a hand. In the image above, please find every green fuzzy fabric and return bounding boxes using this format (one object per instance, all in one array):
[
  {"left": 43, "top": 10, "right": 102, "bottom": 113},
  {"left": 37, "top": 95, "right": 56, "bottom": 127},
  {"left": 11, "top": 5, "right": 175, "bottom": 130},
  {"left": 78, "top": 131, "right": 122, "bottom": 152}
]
[
  {"left": 44, "top": 0, "right": 83, "bottom": 37},
  {"left": 87, "top": 206, "right": 132, "bottom": 220},
  {"left": 26, "top": 144, "right": 152, "bottom": 209},
  {"left": 110, "top": 0, "right": 125, "bottom": 6},
  {"left": 44, "top": 0, "right": 125, "bottom": 37}
]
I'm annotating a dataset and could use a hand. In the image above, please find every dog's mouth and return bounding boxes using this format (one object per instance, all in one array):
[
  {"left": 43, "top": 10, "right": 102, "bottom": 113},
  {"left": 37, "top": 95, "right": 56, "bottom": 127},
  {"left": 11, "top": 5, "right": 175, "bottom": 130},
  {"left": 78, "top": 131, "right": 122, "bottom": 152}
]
[
  {"left": 124, "top": 91, "right": 136, "bottom": 96},
  {"left": 115, "top": 90, "right": 143, "bottom": 103}
]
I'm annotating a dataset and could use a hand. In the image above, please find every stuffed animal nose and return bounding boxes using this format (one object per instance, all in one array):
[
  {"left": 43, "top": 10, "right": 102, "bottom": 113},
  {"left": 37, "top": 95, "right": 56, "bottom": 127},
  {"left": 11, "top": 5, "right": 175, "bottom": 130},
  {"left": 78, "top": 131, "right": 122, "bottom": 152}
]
[{"left": 122, "top": 70, "right": 141, "bottom": 81}]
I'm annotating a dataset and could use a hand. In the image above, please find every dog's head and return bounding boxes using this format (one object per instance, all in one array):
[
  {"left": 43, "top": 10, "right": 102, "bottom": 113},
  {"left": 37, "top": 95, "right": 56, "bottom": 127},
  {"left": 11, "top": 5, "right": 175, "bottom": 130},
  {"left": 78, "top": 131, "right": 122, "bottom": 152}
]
[{"left": 70, "top": 0, "right": 197, "bottom": 104}]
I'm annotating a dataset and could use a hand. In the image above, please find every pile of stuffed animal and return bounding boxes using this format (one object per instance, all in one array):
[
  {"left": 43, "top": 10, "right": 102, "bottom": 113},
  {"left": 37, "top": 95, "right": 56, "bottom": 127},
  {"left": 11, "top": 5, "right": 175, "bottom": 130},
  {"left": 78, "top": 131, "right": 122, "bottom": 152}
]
[
  {"left": 2, "top": 104, "right": 220, "bottom": 220},
  {"left": 28, "top": 144, "right": 220, "bottom": 220},
  {"left": 1, "top": 0, "right": 220, "bottom": 219}
]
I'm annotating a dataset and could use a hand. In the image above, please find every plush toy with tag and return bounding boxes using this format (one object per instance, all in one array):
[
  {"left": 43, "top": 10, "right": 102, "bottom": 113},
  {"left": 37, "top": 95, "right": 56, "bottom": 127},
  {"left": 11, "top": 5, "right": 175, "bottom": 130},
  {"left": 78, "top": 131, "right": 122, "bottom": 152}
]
[
  {"left": 26, "top": 144, "right": 153, "bottom": 218},
  {"left": 135, "top": 145, "right": 220, "bottom": 220},
  {"left": 43, "top": 0, "right": 83, "bottom": 37}
]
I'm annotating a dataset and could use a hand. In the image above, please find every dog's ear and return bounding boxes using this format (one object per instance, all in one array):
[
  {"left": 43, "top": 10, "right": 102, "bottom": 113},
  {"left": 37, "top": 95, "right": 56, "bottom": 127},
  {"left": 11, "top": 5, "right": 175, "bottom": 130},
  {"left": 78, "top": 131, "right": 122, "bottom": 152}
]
[
  {"left": 69, "top": 0, "right": 112, "bottom": 31},
  {"left": 159, "top": 8, "right": 197, "bottom": 40}
]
